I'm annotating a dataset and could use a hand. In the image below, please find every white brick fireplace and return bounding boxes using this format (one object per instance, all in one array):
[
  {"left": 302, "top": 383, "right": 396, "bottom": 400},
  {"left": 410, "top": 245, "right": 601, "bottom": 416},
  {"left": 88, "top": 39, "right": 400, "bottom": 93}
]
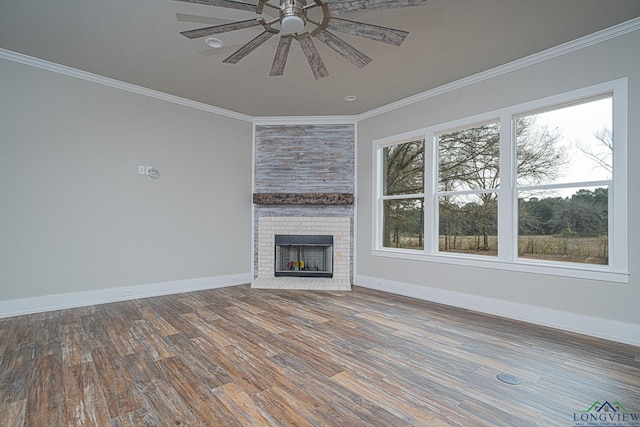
[
  {"left": 252, "top": 123, "right": 354, "bottom": 291},
  {"left": 252, "top": 216, "right": 351, "bottom": 290}
]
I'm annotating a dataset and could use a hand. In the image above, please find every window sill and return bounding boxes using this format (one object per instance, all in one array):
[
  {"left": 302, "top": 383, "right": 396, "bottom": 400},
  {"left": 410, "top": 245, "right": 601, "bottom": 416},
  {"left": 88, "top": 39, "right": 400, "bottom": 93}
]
[{"left": 371, "top": 249, "right": 629, "bottom": 284}]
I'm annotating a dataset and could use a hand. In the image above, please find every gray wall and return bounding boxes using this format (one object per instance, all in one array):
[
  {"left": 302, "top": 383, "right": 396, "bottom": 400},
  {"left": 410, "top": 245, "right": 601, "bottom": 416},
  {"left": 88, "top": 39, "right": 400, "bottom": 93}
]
[
  {"left": 0, "top": 59, "right": 253, "bottom": 301},
  {"left": 2, "top": 26, "right": 637, "bottom": 342},
  {"left": 356, "top": 29, "right": 640, "bottom": 328}
]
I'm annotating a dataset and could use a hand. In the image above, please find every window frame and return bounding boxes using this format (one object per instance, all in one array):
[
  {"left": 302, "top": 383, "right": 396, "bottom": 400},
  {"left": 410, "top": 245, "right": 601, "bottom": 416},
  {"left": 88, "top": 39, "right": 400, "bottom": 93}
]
[{"left": 372, "top": 79, "right": 628, "bottom": 283}]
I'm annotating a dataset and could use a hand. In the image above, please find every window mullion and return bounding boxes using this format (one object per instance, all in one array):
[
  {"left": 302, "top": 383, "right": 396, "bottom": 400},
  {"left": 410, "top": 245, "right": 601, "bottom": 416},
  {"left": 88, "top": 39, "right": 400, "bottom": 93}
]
[
  {"left": 610, "top": 78, "right": 628, "bottom": 273},
  {"left": 498, "top": 111, "right": 514, "bottom": 262},
  {"left": 517, "top": 180, "right": 611, "bottom": 192},
  {"left": 381, "top": 193, "right": 425, "bottom": 200},
  {"left": 373, "top": 143, "right": 384, "bottom": 250},
  {"left": 424, "top": 131, "right": 436, "bottom": 254}
]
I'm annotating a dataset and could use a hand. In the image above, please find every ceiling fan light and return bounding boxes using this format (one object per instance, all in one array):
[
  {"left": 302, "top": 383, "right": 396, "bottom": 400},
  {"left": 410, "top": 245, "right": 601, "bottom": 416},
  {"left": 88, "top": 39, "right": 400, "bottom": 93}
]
[{"left": 281, "top": 15, "right": 305, "bottom": 35}]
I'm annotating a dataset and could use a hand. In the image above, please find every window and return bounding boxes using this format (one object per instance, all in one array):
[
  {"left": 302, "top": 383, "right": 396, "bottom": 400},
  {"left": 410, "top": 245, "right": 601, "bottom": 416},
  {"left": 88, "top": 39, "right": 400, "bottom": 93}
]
[
  {"left": 373, "top": 79, "right": 628, "bottom": 282},
  {"left": 516, "top": 97, "right": 612, "bottom": 265},
  {"left": 381, "top": 139, "right": 425, "bottom": 250},
  {"left": 437, "top": 121, "right": 500, "bottom": 256}
]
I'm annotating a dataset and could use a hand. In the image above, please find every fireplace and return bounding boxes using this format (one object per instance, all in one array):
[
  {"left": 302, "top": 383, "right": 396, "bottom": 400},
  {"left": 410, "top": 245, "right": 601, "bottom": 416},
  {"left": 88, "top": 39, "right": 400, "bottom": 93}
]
[
  {"left": 252, "top": 124, "right": 354, "bottom": 290},
  {"left": 252, "top": 216, "right": 351, "bottom": 290},
  {"left": 275, "top": 235, "right": 333, "bottom": 278}
]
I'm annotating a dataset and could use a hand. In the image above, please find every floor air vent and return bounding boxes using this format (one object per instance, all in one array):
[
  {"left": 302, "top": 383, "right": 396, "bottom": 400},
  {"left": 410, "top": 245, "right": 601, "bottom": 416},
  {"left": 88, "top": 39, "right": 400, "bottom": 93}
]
[{"left": 497, "top": 373, "right": 521, "bottom": 385}]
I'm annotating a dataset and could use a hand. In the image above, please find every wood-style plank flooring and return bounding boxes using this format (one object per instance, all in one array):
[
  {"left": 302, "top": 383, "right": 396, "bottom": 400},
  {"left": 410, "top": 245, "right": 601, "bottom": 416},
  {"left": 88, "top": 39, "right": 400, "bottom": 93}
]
[{"left": 1, "top": 285, "right": 638, "bottom": 426}]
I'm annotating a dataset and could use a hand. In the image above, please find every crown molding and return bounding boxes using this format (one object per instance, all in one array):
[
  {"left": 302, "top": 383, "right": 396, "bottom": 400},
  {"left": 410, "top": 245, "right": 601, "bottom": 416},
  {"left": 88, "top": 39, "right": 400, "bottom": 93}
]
[
  {"left": 252, "top": 116, "right": 358, "bottom": 125},
  {"left": 2, "top": 16, "right": 638, "bottom": 124},
  {"left": 357, "top": 17, "right": 640, "bottom": 121},
  {"left": 0, "top": 48, "right": 253, "bottom": 123}
]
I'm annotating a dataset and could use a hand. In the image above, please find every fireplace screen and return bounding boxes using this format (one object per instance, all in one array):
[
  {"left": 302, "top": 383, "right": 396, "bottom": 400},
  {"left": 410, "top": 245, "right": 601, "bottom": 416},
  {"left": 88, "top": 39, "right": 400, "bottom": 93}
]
[{"left": 275, "top": 235, "right": 333, "bottom": 278}]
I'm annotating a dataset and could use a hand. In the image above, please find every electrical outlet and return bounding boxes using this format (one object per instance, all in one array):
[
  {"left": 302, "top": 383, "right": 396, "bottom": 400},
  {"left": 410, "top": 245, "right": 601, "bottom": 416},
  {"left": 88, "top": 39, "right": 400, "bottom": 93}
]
[
  {"left": 138, "top": 165, "right": 146, "bottom": 175},
  {"left": 121, "top": 288, "right": 133, "bottom": 297}
]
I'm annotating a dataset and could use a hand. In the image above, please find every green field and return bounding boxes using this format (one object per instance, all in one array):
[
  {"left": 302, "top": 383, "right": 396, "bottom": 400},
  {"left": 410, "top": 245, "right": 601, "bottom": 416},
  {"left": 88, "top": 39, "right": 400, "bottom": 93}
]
[{"left": 391, "top": 234, "right": 608, "bottom": 265}]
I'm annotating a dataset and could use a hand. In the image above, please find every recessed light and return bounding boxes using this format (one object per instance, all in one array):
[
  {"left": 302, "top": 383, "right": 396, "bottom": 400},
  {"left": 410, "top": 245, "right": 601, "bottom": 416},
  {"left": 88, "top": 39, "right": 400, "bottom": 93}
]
[
  {"left": 344, "top": 95, "right": 357, "bottom": 102},
  {"left": 204, "top": 37, "right": 224, "bottom": 48}
]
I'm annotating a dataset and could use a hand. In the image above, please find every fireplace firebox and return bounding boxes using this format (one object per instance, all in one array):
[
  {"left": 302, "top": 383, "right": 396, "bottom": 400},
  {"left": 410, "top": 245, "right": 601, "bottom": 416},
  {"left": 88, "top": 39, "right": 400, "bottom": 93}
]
[{"left": 275, "top": 235, "right": 333, "bottom": 278}]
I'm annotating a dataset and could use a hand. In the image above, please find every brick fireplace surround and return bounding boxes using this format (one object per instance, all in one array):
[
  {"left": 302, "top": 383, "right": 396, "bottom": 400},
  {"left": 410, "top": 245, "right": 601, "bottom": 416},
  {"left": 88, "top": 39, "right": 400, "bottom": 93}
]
[{"left": 252, "top": 216, "right": 351, "bottom": 291}]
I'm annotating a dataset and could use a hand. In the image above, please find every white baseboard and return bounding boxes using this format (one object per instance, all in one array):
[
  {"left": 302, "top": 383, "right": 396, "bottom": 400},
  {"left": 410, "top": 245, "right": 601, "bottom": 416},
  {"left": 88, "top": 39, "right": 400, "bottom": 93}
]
[
  {"left": 0, "top": 273, "right": 252, "bottom": 318},
  {"left": 4, "top": 273, "right": 637, "bottom": 347},
  {"left": 356, "top": 275, "right": 640, "bottom": 347}
]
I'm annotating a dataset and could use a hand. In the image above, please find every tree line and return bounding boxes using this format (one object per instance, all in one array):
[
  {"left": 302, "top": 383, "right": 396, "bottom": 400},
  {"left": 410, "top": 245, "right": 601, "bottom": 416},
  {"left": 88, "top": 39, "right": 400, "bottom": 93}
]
[
  {"left": 519, "top": 188, "right": 608, "bottom": 237},
  {"left": 440, "top": 187, "right": 608, "bottom": 239}
]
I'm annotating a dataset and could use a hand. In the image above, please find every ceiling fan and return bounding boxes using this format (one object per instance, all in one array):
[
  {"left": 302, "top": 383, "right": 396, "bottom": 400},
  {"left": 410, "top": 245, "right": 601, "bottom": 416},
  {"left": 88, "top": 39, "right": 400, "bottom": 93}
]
[{"left": 175, "top": 0, "right": 428, "bottom": 79}]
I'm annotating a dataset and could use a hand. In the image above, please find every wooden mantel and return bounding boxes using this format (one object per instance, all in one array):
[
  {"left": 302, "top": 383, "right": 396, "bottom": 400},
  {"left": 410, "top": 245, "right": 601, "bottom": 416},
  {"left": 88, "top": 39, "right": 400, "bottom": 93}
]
[{"left": 252, "top": 192, "right": 353, "bottom": 205}]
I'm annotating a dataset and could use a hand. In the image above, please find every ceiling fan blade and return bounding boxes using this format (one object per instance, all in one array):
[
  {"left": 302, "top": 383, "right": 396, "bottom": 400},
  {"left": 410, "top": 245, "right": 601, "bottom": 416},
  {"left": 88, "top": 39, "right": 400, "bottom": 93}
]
[
  {"left": 270, "top": 35, "right": 293, "bottom": 76},
  {"left": 313, "top": 30, "right": 371, "bottom": 69},
  {"left": 327, "top": 0, "right": 428, "bottom": 15},
  {"left": 180, "top": 18, "right": 262, "bottom": 39},
  {"left": 176, "top": 13, "right": 227, "bottom": 25},
  {"left": 173, "top": 0, "right": 257, "bottom": 13},
  {"left": 223, "top": 30, "right": 278, "bottom": 64},
  {"left": 198, "top": 43, "right": 243, "bottom": 56},
  {"left": 296, "top": 32, "right": 329, "bottom": 80},
  {"left": 328, "top": 17, "right": 408, "bottom": 46}
]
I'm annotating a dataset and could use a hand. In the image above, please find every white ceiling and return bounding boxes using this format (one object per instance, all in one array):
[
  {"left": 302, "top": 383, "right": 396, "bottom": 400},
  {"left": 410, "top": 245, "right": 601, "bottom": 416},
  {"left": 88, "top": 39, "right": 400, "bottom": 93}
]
[{"left": 2, "top": 0, "right": 639, "bottom": 117}]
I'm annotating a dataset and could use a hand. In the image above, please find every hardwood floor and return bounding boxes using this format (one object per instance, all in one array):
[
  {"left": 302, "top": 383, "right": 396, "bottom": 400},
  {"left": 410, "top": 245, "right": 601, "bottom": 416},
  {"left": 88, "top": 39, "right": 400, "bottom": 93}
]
[{"left": 1, "top": 285, "right": 638, "bottom": 426}]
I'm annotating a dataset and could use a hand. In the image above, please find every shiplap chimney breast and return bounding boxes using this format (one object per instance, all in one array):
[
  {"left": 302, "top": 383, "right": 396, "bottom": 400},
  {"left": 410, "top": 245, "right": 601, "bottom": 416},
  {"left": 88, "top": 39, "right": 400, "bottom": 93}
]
[
  {"left": 252, "top": 124, "right": 354, "bottom": 289},
  {"left": 254, "top": 124, "right": 354, "bottom": 193}
]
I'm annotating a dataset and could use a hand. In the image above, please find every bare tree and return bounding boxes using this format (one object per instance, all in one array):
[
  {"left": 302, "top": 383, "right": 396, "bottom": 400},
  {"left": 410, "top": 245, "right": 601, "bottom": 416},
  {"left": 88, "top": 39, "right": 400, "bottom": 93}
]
[
  {"left": 383, "top": 140, "right": 424, "bottom": 195},
  {"left": 576, "top": 127, "right": 612, "bottom": 173},
  {"left": 515, "top": 117, "right": 566, "bottom": 186}
]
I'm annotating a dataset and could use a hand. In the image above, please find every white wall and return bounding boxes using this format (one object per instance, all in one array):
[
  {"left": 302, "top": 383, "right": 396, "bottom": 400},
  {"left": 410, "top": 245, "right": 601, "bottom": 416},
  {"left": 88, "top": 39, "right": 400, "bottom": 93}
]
[
  {"left": 0, "top": 58, "right": 253, "bottom": 311},
  {"left": 355, "top": 28, "right": 640, "bottom": 345}
]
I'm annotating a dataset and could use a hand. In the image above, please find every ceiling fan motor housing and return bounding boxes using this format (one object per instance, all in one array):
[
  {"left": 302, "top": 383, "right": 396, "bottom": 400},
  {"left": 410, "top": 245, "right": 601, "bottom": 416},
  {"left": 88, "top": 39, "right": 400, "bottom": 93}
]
[{"left": 280, "top": 0, "right": 307, "bottom": 34}]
